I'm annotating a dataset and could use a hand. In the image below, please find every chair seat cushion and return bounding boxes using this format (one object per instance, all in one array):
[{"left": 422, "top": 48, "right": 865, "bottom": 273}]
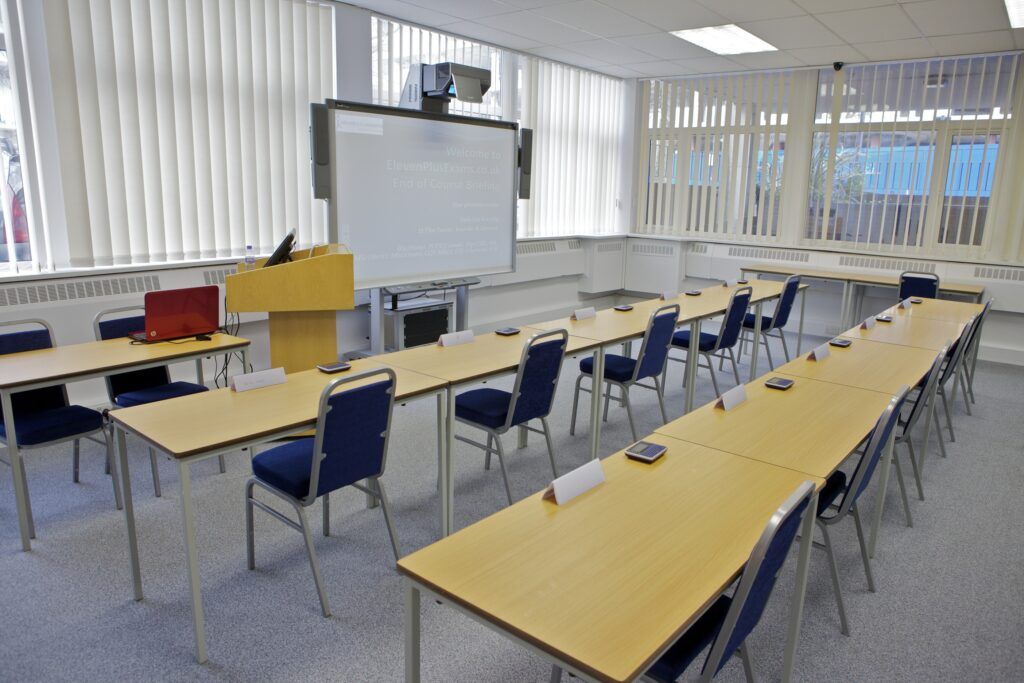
[
  {"left": 0, "top": 405, "right": 103, "bottom": 446},
  {"left": 817, "top": 470, "right": 848, "bottom": 516},
  {"left": 671, "top": 330, "right": 719, "bottom": 352},
  {"left": 114, "top": 381, "right": 209, "bottom": 408},
  {"left": 646, "top": 594, "right": 732, "bottom": 683},
  {"left": 742, "top": 313, "right": 774, "bottom": 330},
  {"left": 580, "top": 354, "right": 636, "bottom": 382},
  {"left": 455, "top": 388, "right": 512, "bottom": 429},
  {"left": 251, "top": 439, "right": 318, "bottom": 499}
]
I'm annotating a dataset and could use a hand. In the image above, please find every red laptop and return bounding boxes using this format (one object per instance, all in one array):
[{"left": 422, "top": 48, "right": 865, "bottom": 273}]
[{"left": 130, "top": 286, "right": 220, "bottom": 342}]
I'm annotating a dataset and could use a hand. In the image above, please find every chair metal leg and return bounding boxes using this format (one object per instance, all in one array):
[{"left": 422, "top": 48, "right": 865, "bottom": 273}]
[
  {"left": 217, "top": 454, "right": 227, "bottom": 474},
  {"left": 778, "top": 328, "right": 791, "bottom": 362},
  {"left": 569, "top": 375, "right": 583, "bottom": 436},
  {"left": 493, "top": 436, "right": 514, "bottom": 506},
  {"left": 245, "top": 480, "right": 257, "bottom": 570},
  {"left": 652, "top": 376, "right": 668, "bottom": 424},
  {"left": 727, "top": 347, "right": 740, "bottom": 385},
  {"left": 958, "top": 367, "right": 972, "bottom": 415},
  {"left": 852, "top": 505, "right": 875, "bottom": 592},
  {"left": 149, "top": 447, "right": 162, "bottom": 498},
  {"left": 905, "top": 438, "right": 925, "bottom": 501},
  {"left": 376, "top": 478, "right": 402, "bottom": 562},
  {"left": 322, "top": 492, "right": 330, "bottom": 537},
  {"left": 621, "top": 387, "right": 638, "bottom": 442},
  {"left": 602, "top": 383, "right": 613, "bottom": 422},
  {"left": 737, "top": 642, "right": 755, "bottom": 683},
  {"left": 104, "top": 429, "right": 123, "bottom": 511},
  {"left": 72, "top": 438, "right": 81, "bottom": 483},
  {"left": 892, "top": 452, "right": 913, "bottom": 528},
  {"left": 484, "top": 433, "right": 493, "bottom": 471},
  {"left": 818, "top": 521, "right": 850, "bottom": 636},
  {"left": 940, "top": 388, "right": 956, "bottom": 442},
  {"left": 540, "top": 418, "right": 558, "bottom": 479},
  {"left": 549, "top": 665, "right": 562, "bottom": 683},
  {"left": 296, "top": 505, "right": 331, "bottom": 618},
  {"left": 705, "top": 353, "right": 721, "bottom": 397},
  {"left": 762, "top": 332, "right": 775, "bottom": 370}
]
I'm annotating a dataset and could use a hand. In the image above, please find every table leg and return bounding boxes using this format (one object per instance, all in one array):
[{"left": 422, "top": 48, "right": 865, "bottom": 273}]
[
  {"left": 868, "top": 427, "right": 896, "bottom": 559},
  {"left": 443, "top": 387, "right": 455, "bottom": 535},
  {"left": 685, "top": 319, "right": 702, "bottom": 413},
  {"left": 116, "top": 427, "right": 144, "bottom": 601},
  {"left": 796, "top": 287, "right": 807, "bottom": 356},
  {"left": 436, "top": 393, "right": 444, "bottom": 492},
  {"left": 749, "top": 305, "right": 762, "bottom": 381},
  {"left": 782, "top": 490, "right": 817, "bottom": 683},
  {"left": 405, "top": 580, "right": 421, "bottom": 682},
  {"left": 241, "top": 347, "right": 250, "bottom": 373},
  {"left": 178, "top": 459, "right": 208, "bottom": 663},
  {"left": 589, "top": 346, "right": 604, "bottom": 460},
  {"left": 2, "top": 389, "right": 33, "bottom": 551}
]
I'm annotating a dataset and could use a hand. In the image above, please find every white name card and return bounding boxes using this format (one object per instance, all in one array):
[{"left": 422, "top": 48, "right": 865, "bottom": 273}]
[
  {"left": 715, "top": 384, "right": 748, "bottom": 411},
  {"left": 571, "top": 306, "right": 597, "bottom": 321},
  {"left": 807, "top": 343, "right": 830, "bottom": 362},
  {"left": 543, "top": 458, "right": 605, "bottom": 505},
  {"left": 660, "top": 290, "right": 679, "bottom": 301},
  {"left": 231, "top": 367, "right": 286, "bottom": 392},
  {"left": 861, "top": 316, "right": 876, "bottom": 330},
  {"left": 900, "top": 298, "right": 913, "bottom": 309},
  {"left": 438, "top": 330, "right": 474, "bottom": 347}
]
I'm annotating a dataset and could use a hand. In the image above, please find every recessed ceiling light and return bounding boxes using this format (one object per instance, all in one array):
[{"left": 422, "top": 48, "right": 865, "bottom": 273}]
[
  {"left": 670, "top": 24, "right": 777, "bottom": 55},
  {"left": 1006, "top": 0, "right": 1024, "bottom": 28}
]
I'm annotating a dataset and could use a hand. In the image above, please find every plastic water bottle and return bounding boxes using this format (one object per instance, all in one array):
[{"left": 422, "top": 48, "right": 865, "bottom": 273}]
[{"left": 244, "top": 245, "right": 255, "bottom": 271}]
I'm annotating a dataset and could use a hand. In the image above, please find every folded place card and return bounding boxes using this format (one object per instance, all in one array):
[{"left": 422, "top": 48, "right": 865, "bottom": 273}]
[
  {"left": 438, "top": 330, "right": 474, "bottom": 347},
  {"left": 660, "top": 290, "right": 679, "bottom": 301},
  {"left": 900, "top": 298, "right": 913, "bottom": 309},
  {"left": 861, "top": 316, "right": 876, "bottom": 330},
  {"left": 542, "top": 458, "right": 605, "bottom": 505},
  {"left": 807, "top": 343, "right": 830, "bottom": 362},
  {"left": 715, "top": 384, "right": 748, "bottom": 411},
  {"left": 571, "top": 306, "right": 596, "bottom": 321},
  {"left": 231, "top": 367, "right": 286, "bottom": 392}
]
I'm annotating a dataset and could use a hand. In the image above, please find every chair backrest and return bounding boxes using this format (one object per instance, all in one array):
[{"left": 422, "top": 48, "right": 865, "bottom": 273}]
[
  {"left": 0, "top": 319, "right": 68, "bottom": 421},
  {"left": 94, "top": 307, "right": 172, "bottom": 402},
  {"left": 901, "top": 342, "right": 950, "bottom": 437},
  {"left": 898, "top": 270, "right": 940, "bottom": 300},
  {"left": 768, "top": 275, "right": 801, "bottom": 329},
  {"left": 838, "top": 386, "right": 910, "bottom": 515},
  {"left": 633, "top": 304, "right": 680, "bottom": 381},
  {"left": 307, "top": 368, "right": 396, "bottom": 504},
  {"left": 506, "top": 329, "right": 569, "bottom": 429},
  {"left": 714, "top": 286, "right": 752, "bottom": 351},
  {"left": 700, "top": 480, "right": 816, "bottom": 679},
  {"left": 938, "top": 315, "right": 977, "bottom": 387},
  {"left": 961, "top": 299, "right": 991, "bottom": 359}
]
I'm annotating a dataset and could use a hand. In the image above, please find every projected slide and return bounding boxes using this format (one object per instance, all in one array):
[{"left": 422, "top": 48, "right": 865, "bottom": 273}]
[{"left": 332, "top": 107, "right": 517, "bottom": 289}]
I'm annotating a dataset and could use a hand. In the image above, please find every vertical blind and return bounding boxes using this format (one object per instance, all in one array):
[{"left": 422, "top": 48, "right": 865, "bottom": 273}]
[{"left": 40, "top": 0, "right": 334, "bottom": 269}]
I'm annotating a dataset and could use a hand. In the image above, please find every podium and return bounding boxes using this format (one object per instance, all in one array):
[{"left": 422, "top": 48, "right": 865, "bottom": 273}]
[{"left": 226, "top": 244, "right": 354, "bottom": 373}]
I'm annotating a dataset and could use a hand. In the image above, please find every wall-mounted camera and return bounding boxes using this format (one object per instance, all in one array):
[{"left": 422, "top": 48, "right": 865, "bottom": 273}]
[{"left": 833, "top": 61, "right": 844, "bottom": 71}]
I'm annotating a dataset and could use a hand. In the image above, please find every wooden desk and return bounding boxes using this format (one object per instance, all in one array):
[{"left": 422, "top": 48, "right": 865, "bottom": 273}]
[
  {"left": 379, "top": 328, "right": 600, "bottom": 537},
  {"left": 108, "top": 357, "right": 447, "bottom": 664},
  {"left": 840, "top": 316, "right": 965, "bottom": 352},
  {"left": 655, "top": 375, "right": 892, "bottom": 479},
  {"left": 400, "top": 433, "right": 822, "bottom": 683},
  {"left": 878, "top": 298, "right": 983, "bottom": 325},
  {"left": 775, "top": 338, "right": 939, "bottom": 395},
  {"left": 0, "top": 332, "right": 250, "bottom": 552}
]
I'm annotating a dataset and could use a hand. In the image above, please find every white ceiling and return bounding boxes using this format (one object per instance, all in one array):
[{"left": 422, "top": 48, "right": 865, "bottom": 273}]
[{"left": 344, "top": 0, "right": 1024, "bottom": 78}]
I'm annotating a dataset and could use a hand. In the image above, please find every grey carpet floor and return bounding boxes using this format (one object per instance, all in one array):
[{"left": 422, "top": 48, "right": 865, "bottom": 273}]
[{"left": 1, "top": 339, "right": 1023, "bottom": 682}]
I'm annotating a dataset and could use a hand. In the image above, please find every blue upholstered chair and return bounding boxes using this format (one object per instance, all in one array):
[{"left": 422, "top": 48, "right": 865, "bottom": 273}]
[
  {"left": 550, "top": 480, "right": 815, "bottom": 683},
  {"left": 667, "top": 286, "right": 751, "bottom": 397},
  {"left": 0, "top": 319, "right": 122, "bottom": 532},
  {"left": 815, "top": 386, "right": 909, "bottom": 636},
  {"left": 454, "top": 329, "right": 568, "bottom": 505},
  {"left": 739, "top": 274, "right": 801, "bottom": 370},
  {"left": 955, "top": 300, "right": 990, "bottom": 409},
  {"left": 933, "top": 314, "right": 979, "bottom": 446},
  {"left": 570, "top": 304, "right": 679, "bottom": 442},
  {"left": 898, "top": 270, "right": 940, "bottom": 300},
  {"left": 893, "top": 343, "right": 950, "bottom": 507},
  {"left": 245, "top": 367, "right": 400, "bottom": 618},
  {"left": 94, "top": 306, "right": 213, "bottom": 497}
]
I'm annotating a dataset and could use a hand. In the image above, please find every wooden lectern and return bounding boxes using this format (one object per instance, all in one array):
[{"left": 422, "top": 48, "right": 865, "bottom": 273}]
[{"left": 226, "top": 244, "right": 354, "bottom": 374}]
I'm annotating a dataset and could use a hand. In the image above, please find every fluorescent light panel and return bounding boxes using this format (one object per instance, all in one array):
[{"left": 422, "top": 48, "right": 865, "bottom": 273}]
[
  {"left": 670, "top": 24, "right": 777, "bottom": 55},
  {"left": 1006, "top": 0, "right": 1024, "bottom": 28}
]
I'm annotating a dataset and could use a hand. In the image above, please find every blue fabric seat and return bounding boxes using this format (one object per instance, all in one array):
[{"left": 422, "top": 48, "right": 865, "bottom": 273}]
[
  {"left": 113, "top": 381, "right": 209, "bottom": 408},
  {"left": 741, "top": 313, "right": 773, "bottom": 330},
  {"left": 579, "top": 353, "right": 636, "bottom": 382},
  {"left": 0, "top": 404, "right": 104, "bottom": 446},
  {"left": 251, "top": 438, "right": 363, "bottom": 500},
  {"left": 646, "top": 596, "right": 732, "bottom": 683},
  {"left": 671, "top": 330, "right": 719, "bottom": 352},
  {"left": 455, "top": 388, "right": 512, "bottom": 429}
]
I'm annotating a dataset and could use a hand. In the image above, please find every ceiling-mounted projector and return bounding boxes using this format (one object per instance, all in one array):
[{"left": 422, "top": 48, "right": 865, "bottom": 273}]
[{"left": 400, "top": 62, "right": 491, "bottom": 114}]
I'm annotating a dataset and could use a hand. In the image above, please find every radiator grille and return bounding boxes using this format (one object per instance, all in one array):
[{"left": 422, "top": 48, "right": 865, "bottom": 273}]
[{"left": 0, "top": 275, "right": 161, "bottom": 308}]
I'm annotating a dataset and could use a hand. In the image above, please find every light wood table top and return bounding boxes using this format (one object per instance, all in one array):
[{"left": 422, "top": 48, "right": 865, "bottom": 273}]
[
  {"left": 378, "top": 328, "right": 599, "bottom": 385},
  {"left": 0, "top": 333, "right": 250, "bottom": 390},
  {"left": 878, "top": 298, "right": 983, "bottom": 325},
  {"left": 740, "top": 263, "right": 985, "bottom": 297},
  {"left": 397, "top": 433, "right": 821, "bottom": 683},
  {"left": 775, "top": 338, "right": 939, "bottom": 395},
  {"left": 840, "top": 315, "right": 964, "bottom": 352},
  {"left": 108, "top": 358, "right": 446, "bottom": 458},
  {"left": 655, "top": 375, "right": 893, "bottom": 478}
]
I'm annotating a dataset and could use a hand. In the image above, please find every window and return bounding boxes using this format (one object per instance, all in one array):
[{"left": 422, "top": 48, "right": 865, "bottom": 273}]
[{"left": 0, "top": 11, "right": 30, "bottom": 271}]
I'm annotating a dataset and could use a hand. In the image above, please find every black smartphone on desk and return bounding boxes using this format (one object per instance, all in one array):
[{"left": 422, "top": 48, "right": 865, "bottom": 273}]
[
  {"left": 829, "top": 338, "right": 852, "bottom": 348},
  {"left": 317, "top": 362, "right": 351, "bottom": 374},
  {"left": 625, "top": 440, "right": 666, "bottom": 463},
  {"left": 495, "top": 327, "right": 520, "bottom": 336},
  {"left": 765, "top": 376, "right": 794, "bottom": 391},
  {"left": 614, "top": 305, "right": 633, "bottom": 312}
]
